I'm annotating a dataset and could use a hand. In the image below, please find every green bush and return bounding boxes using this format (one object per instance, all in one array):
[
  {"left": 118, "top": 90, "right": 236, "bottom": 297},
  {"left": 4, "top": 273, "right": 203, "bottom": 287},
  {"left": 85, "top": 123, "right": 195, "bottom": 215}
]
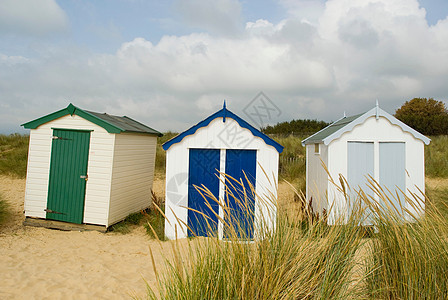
[
  {"left": 395, "top": 98, "right": 448, "bottom": 136},
  {"left": 263, "top": 119, "right": 329, "bottom": 136}
]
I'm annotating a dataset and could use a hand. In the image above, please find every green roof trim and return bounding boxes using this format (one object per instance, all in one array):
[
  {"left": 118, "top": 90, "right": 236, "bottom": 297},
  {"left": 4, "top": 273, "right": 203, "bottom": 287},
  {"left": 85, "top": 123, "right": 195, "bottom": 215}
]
[{"left": 22, "top": 103, "right": 162, "bottom": 136}]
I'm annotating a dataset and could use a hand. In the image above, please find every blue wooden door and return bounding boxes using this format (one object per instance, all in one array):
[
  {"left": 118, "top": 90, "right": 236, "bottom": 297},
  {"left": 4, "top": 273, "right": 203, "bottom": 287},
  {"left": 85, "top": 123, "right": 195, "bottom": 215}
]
[
  {"left": 347, "top": 142, "right": 374, "bottom": 223},
  {"left": 379, "top": 142, "right": 406, "bottom": 215},
  {"left": 224, "top": 149, "right": 257, "bottom": 239},
  {"left": 187, "top": 149, "right": 220, "bottom": 237}
]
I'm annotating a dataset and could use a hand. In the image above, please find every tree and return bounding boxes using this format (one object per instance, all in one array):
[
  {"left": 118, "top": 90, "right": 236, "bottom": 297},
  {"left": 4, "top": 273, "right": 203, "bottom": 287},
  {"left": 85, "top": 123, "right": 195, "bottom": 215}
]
[{"left": 394, "top": 98, "right": 448, "bottom": 136}]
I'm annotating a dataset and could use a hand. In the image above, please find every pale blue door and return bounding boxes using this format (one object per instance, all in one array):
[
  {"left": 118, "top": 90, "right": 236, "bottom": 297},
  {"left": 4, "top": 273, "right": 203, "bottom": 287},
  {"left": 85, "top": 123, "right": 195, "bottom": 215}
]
[
  {"left": 379, "top": 142, "right": 406, "bottom": 216},
  {"left": 347, "top": 142, "right": 374, "bottom": 223}
]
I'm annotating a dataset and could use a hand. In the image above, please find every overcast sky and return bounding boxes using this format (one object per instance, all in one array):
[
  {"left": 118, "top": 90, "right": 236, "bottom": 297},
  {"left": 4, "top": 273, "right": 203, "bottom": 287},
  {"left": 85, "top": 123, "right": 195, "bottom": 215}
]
[{"left": 1, "top": 0, "right": 448, "bottom": 134}]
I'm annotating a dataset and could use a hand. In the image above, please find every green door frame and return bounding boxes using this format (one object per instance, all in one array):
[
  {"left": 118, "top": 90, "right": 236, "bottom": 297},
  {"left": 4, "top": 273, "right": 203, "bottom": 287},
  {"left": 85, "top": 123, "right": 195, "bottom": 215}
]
[{"left": 46, "top": 129, "right": 91, "bottom": 224}]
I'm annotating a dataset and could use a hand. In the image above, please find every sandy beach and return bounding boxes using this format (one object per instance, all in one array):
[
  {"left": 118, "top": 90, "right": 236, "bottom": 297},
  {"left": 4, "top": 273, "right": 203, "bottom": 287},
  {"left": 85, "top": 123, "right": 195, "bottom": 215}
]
[
  {"left": 0, "top": 175, "right": 296, "bottom": 299},
  {"left": 0, "top": 175, "right": 181, "bottom": 299}
]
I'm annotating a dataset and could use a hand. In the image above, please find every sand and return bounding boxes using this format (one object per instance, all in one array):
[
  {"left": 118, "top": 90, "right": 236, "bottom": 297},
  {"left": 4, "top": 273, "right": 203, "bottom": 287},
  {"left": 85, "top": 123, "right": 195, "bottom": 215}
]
[
  {"left": 0, "top": 175, "right": 182, "bottom": 299},
  {"left": 0, "top": 174, "right": 299, "bottom": 299}
]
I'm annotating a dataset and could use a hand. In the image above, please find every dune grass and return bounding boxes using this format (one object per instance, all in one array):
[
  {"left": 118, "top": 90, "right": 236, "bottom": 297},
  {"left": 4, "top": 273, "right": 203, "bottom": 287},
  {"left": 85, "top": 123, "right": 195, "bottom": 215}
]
[
  {"left": 364, "top": 193, "right": 448, "bottom": 299},
  {"left": 0, "top": 192, "right": 9, "bottom": 226},
  {"left": 155, "top": 132, "right": 178, "bottom": 175},
  {"left": 1, "top": 132, "right": 447, "bottom": 181},
  {"left": 0, "top": 134, "right": 29, "bottom": 178},
  {"left": 272, "top": 135, "right": 306, "bottom": 182},
  {"left": 149, "top": 218, "right": 365, "bottom": 299},
  {"left": 147, "top": 174, "right": 368, "bottom": 299},
  {"left": 426, "top": 135, "right": 448, "bottom": 178},
  {"left": 147, "top": 171, "right": 448, "bottom": 299}
]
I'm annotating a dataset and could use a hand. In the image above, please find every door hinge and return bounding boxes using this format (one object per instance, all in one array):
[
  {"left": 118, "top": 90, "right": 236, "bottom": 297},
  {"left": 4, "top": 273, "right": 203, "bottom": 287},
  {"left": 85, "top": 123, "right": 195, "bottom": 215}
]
[
  {"left": 52, "top": 136, "right": 72, "bottom": 140},
  {"left": 45, "top": 208, "right": 65, "bottom": 215}
]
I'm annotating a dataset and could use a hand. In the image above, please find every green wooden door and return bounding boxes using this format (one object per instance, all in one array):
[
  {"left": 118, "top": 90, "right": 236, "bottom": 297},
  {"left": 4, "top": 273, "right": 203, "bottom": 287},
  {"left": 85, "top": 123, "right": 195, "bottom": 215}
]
[{"left": 46, "top": 129, "right": 91, "bottom": 224}]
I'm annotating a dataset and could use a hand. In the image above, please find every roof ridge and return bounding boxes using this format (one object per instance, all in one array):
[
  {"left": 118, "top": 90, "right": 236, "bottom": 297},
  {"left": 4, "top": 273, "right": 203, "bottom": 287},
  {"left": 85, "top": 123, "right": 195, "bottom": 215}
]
[{"left": 162, "top": 106, "right": 284, "bottom": 153}]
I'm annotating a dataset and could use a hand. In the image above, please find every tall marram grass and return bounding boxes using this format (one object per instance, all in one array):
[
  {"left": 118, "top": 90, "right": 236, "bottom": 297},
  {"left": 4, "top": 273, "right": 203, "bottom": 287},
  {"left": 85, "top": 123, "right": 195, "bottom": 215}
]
[
  {"left": 147, "top": 173, "right": 367, "bottom": 299},
  {"left": 147, "top": 171, "right": 448, "bottom": 299},
  {"left": 362, "top": 180, "right": 448, "bottom": 299}
]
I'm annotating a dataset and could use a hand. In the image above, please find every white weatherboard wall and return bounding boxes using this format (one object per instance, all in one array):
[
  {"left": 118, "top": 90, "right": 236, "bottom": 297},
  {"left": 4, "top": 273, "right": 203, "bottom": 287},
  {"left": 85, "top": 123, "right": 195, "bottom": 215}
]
[
  {"left": 324, "top": 116, "right": 425, "bottom": 224},
  {"left": 108, "top": 133, "right": 157, "bottom": 225},
  {"left": 165, "top": 117, "right": 279, "bottom": 240},
  {"left": 24, "top": 114, "right": 115, "bottom": 226},
  {"left": 306, "top": 143, "right": 329, "bottom": 214}
]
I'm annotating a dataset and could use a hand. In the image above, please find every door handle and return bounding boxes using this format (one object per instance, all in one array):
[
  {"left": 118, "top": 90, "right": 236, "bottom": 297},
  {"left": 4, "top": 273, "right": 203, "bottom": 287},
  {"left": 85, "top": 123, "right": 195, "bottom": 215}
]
[{"left": 80, "top": 175, "right": 88, "bottom": 181}]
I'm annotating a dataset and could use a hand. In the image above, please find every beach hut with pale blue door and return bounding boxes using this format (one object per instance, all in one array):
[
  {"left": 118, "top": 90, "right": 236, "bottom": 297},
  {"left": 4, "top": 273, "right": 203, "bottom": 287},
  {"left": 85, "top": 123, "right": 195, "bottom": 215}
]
[
  {"left": 302, "top": 103, "right": 430, "bottom": 225},
  {"left": 21, "top": 103, "right": 162, "bottom": 230},
  {"left": 163, "top": 103, "right": 283, "bottom": 240}
]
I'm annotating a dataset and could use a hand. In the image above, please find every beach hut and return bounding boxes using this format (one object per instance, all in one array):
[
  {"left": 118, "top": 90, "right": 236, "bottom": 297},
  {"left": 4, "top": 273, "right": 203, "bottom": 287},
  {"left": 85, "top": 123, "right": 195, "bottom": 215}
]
[
  {"left": 22, "top": 103, "right": 162, "bottom": 231},
  {"left": 163, "top": 102, "right": 283, "bottom": 240},
  {"left": 302, "top": 103, "right": 430, "bottom": 224}
]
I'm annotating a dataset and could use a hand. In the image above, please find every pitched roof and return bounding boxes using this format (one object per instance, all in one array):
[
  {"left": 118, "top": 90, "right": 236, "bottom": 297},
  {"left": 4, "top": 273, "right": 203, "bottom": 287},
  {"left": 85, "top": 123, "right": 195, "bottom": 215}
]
[
  {"left": 162, "top": 103, "right": 284, "bottom": 153},
  {"left": 302, "top": 105, "right": 430, "bottom": 146},
  {"left": 22, "top": 103, "right": 162, "bottom": 136}
]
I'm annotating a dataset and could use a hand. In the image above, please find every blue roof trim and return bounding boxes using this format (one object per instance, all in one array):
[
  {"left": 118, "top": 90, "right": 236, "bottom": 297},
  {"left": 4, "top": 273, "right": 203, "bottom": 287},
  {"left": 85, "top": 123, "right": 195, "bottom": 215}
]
[{"left": 162, "top": 106, "right": 284, "bottom": 153}]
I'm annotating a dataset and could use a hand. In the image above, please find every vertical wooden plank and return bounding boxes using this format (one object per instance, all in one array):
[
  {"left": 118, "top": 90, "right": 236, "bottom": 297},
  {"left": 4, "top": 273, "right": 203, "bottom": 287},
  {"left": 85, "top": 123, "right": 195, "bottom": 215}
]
[
  {"left": 187, "top": 149, "right": 220, "bottom": 237},
  {"left": 379, "top": 142, "right": 406, "bottom": 215},
  {"left": 347, "top": 142, "right": 374, "bottom": 224},
  {"left": 46, "top": 129, "right": 90, "bottom": 224},
  {"left": 224, "top": 149, "right": 257, "bottom": 239}
]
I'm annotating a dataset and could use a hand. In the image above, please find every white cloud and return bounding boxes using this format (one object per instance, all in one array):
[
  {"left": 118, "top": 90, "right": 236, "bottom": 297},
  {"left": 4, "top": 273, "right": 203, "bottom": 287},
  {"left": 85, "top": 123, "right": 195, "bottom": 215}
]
[
  {"left": 0, "top": 0, "right": 68, "bottom": 36},
  {"left": 279, "top": 0, "right": 326, "bottom": 24},
  {"left": 2, "top": 0, "right": 448, "bottom": 133}
]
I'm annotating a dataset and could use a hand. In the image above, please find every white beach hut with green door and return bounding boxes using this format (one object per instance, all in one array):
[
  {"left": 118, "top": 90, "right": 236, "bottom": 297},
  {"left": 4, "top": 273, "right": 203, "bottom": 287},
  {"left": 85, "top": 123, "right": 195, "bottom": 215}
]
[
  {"left": 22, "top": 103, "right": 162, "bottom": 230},
  {"left": 302, "top": 103, "right": 430, "bottom": 225}
]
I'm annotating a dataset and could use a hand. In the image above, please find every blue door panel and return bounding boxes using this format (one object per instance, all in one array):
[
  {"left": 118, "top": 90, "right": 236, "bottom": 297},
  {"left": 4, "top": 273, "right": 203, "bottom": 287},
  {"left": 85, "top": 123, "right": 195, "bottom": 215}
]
[
  {"left": 347, "top": 142, "right": 374, "bottom": 223},
  {"left": 224, "top": 149, "right": 256, "bottom": 239},
  {"left": 187, "top": 149, "right": 220, "bottom": 237},
  {"left": 379, "top": 142, "right": 406, "bottom": 215}
]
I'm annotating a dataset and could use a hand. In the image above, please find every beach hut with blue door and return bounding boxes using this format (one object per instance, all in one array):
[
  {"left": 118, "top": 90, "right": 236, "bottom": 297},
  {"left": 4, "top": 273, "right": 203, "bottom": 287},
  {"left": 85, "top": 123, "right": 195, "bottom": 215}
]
[
  {"left": 163, "top": 103, "right": 283, "bottom": 240},
  {"left": 21, "top": 103, "right": 162, "bottom": 231},
  {"left": 302, "top": 103, "right": 430, "bottom": 225}
]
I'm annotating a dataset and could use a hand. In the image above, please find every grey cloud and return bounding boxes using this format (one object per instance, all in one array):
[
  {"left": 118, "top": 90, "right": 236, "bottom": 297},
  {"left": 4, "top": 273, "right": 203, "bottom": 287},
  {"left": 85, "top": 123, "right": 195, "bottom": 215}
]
[
  {"left": 0, "top": 0, "right": 68, "bottom": 36},
  {"left": 173, "top": 0, "right": 243, "bottom": 36},
  {"left": 338, "top": 18, "right": 379, "bottom": 49}
]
